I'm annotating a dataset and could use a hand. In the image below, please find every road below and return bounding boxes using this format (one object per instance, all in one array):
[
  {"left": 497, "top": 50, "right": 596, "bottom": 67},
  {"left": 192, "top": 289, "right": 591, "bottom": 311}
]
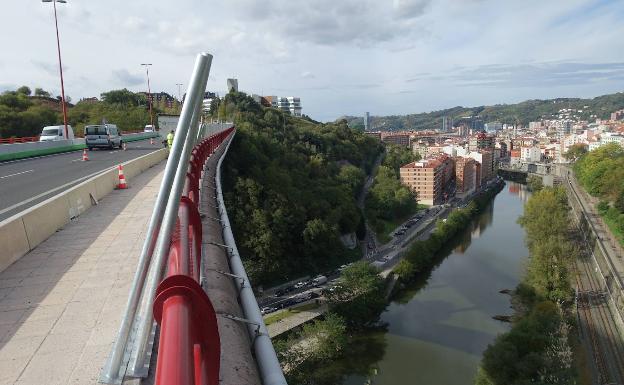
[{"left": 0, "top": 138, "right": 165, "bottom": 221}]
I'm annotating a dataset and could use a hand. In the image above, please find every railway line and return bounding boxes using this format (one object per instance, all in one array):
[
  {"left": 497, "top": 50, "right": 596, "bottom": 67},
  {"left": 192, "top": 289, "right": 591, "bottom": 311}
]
[{"left": 566, "top": 173, "right": 624, "bottom": 384}]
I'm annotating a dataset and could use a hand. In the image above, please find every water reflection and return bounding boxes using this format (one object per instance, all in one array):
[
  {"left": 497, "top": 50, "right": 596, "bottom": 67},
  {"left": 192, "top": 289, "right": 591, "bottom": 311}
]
[{"left": 340, "top": 181, "right": 531, "bottom": 385}]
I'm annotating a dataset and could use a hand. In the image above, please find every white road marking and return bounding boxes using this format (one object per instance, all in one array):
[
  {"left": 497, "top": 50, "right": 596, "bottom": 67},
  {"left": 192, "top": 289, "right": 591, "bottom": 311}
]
[
  {"left": 0, "top": 169, "right": 34, "bottom": 179},
  {"left": 71, "top": 158, "right": 84, "bottom": 162},
  {"left": 0, "top": 166, "right": 115, "bottom": 217}
]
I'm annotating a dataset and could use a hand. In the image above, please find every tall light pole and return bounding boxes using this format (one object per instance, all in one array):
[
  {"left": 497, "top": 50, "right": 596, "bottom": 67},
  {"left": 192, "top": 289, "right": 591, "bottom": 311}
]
[
  {"left": 42, "top": 0, "right": 69, "bottom": 140},
  {"left": 141, "top": 63, "right": 153, "bottom": 127},
  {"left": 176, "top": 83, "right": 183, "bottom": 103}
]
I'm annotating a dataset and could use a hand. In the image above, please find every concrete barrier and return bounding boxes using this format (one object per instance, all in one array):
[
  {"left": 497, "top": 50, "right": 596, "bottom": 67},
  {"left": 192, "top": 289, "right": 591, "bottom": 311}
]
[
  {"left": 0, "top": 217, "right": 30, "bottom": 273},
  {"left": 0, "top": 148, "right": 168, "bottom": 273}
]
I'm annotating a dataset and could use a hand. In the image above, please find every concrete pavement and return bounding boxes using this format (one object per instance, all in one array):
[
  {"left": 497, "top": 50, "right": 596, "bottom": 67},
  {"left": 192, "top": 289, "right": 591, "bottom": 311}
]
[
  {"left": 0, "top": 139, "right": 164, "bottom": 221},
  {"left": 0, "top": 160, "right": 165, "bottom": 385}
]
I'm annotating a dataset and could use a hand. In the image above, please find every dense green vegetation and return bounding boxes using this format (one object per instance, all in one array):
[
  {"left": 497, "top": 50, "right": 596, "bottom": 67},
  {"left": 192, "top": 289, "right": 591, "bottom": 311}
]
[
  {"left": 574, "top": 143, "right": 624, "bottom": 245},
  {"left": 325, "top": 262, "right": 387, "bottom": 329},
  {"left": 0, "top": 87, "right": 58, "bottom": 138},
  {"left": 276, "top": 262, "right": 387, "bottom": 384},
  {"left": 526, "top": 175, "right": 544, "bottom": 192},
  {"left": 365, "top": 144, "right": 420, "bottom": 241},
  {"left": 221, "top": 92, "right": 381, "bottom": 285},
  {"left": 0, "top": 86, "right": 178, "bottom": 138},
  {"left": 344, "top": 92, "right": 624, "bottom": 131},
  {"left": 475, "top": 187, "right": 576, "bottom": 385},
  {"left": 393, "top": 183, "right": 503, "bottom": 283}
]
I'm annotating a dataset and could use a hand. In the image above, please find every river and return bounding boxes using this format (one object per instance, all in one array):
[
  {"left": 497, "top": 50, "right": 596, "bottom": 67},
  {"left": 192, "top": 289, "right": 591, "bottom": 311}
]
[{"left": 338, "top": 181, "right": 532, "bottom": 385}]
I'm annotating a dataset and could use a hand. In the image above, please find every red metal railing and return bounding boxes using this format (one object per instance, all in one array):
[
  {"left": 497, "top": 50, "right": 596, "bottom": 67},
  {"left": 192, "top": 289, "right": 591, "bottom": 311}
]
[
  {"left": 153, "top": 127, "right": 235, "bottom": 385},
  {"left": 0, "top": 136, "right": 39, "bottom": 144}
]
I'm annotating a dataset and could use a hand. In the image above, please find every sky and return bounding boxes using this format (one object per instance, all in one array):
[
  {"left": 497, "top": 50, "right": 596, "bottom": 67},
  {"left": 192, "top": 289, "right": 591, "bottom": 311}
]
[{"left": 1, "top": 0, "right": 623, "bottom": 121}]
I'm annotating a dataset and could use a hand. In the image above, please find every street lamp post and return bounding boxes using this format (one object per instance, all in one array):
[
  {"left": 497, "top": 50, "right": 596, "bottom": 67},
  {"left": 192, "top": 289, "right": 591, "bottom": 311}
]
[
  {"left": 42, "top": 0, "right": 69, "bottom": 140},
  {"left": 141, "top": 63, "right": 154, "bottom": 127},
  {"left": 176, "top": 83, "right": 183, "bottom": 103}
]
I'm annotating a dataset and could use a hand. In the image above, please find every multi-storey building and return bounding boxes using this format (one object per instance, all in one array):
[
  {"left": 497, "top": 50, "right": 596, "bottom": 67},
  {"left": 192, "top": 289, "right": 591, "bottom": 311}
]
[
  {"left": 520, "top": 146, "right": 541, "bottom": 162},
  {"left": 399, "top": 159, "right": 445, "bottom": 205},
  {"left": 382, "top": 133, "right": 410, "bottom": 147},
  {"left": 468, "top": 150, "right": 494, "bottom": 186},
  {"left": 454, "top": 157, "right": 476, "bottom": 198},
  {"left": 226, "top": 78, "right": 238, "bottom": 92},
  {"left": 261, "top": 96, "right": 303, "bottom": 116}
]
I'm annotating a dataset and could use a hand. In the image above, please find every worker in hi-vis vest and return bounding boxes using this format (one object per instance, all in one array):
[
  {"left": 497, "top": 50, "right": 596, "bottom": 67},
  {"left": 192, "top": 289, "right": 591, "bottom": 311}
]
[{"left": 166, "top": 130, "right": 174, "bottom": 149}]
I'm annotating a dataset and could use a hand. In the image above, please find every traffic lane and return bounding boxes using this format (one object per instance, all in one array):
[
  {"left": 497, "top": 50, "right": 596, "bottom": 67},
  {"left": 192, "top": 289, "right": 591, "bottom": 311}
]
[{"left": 0, "top": 139, "right": 163, "bottom": 221}]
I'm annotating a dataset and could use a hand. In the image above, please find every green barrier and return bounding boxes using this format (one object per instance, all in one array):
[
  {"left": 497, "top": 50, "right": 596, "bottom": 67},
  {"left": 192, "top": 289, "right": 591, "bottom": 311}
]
[
  {"left": 0, "top": 144, "right": 86, "bottom": 162},
  {"left": 0, "top": 133, "right": 159, "bottom": 162}
]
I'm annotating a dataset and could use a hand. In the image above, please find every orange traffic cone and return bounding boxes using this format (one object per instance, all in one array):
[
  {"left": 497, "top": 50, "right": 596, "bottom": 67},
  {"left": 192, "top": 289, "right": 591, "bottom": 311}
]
[
  {"left": 117, "top": 165, "right": 128, "bottom": 189},
  {"left": 82, "top": 149, "right": 89, "bottom": 161}
]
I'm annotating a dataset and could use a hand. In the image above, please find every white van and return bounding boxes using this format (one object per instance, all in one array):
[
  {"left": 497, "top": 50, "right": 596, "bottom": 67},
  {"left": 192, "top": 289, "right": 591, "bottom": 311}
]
[
  {"left": 39, "top": 125, "right": 75, "bottom": 142},
  {"left": 144, "top": 124, "right": 155, "bottom": 132}
]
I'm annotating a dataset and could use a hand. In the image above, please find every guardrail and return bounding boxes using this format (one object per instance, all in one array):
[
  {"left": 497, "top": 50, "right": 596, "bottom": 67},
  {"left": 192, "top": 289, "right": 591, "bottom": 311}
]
[
  {"left": 0, "top": 132, "right": 159, "bottom": 162},
  {"left": 153, "top": 128, "right": 233, "bottom": 385},
  {"left": 0, "top": 136, "right": 39, "bottom": 144}
]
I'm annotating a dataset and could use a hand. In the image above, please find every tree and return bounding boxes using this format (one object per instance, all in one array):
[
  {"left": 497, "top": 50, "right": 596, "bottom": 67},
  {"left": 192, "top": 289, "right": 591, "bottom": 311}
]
[
  {"left": 101, "top": 88, "right": 145, "bottom": 106},
  {"left": 16, "top": 86, "right": 31, "bottom": 96},
  {"left": 563, "top": 143, "right": 587, "bottom": 162},
  {"left": 326, "top": 262, "right": 386, "bottom": 328},
  {"left": 34, "top": 88, "right": 51, "bottom": 97},
  {"left": 526, "top": 175, "right": 543, "bottom": 192}
]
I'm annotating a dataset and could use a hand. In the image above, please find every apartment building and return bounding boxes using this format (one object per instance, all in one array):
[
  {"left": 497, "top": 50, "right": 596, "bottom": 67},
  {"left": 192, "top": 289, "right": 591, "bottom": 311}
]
[
  {"left": 399, "top": 159, "right": 445, "bottom": 206},
  {"left": 455, "top": 157, "right": 476, "bottom": 198},
  {"left": 382, "top": 133, "right": 410, "bottom": 147}
]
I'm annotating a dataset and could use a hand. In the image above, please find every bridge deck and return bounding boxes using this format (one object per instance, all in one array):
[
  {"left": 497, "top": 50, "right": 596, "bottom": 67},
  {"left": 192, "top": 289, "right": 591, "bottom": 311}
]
[{"left": 0, "top": 162, "right": 165, "bottom": 385}]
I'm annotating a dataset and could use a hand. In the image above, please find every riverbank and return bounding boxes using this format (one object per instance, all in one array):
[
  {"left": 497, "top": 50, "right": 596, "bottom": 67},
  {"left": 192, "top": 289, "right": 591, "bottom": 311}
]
[{"left": 274, "top": 179, "right": 508, "bottom": 383}]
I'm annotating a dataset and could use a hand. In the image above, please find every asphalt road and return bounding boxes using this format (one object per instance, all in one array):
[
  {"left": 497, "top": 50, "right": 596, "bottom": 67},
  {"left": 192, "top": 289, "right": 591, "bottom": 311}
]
[{"left": 0, "top": 139, "right": 165, "bottom": 222}]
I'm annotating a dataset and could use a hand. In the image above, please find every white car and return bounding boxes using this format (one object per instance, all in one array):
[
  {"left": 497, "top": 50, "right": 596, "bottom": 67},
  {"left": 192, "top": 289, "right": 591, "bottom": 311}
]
[{"left": 144, "top": 124, "right": 155, "bottom": 132}]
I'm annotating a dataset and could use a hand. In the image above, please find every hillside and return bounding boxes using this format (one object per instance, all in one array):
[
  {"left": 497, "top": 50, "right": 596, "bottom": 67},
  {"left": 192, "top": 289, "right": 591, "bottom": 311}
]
[
  {"left": 344, "top": 91, "right": 624, "bottom": 131},
  {"left": 221, "top": 92, "right": 382, "bottom": 285}
]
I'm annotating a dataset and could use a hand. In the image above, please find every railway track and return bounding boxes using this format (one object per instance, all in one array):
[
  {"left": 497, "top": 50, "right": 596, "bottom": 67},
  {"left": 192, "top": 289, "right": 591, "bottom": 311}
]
[{"left": 566, "top": 174, "right": 624, "bottom": 384}]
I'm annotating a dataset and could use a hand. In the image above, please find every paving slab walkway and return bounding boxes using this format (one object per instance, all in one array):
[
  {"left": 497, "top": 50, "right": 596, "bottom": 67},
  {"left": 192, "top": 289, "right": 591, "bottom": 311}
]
[{"left": 0, "top": 161, "right": 166, "bottom": 385}]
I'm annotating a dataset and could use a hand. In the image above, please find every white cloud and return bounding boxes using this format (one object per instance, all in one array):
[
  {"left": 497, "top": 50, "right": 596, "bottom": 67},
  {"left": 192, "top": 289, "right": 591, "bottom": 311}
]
[{"left": 1, "top": 0, "right": 623, "bottom": 121}]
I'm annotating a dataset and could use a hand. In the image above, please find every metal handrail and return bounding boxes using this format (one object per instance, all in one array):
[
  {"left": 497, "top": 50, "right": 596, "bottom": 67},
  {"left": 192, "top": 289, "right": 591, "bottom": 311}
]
[
  {"left": 100, "top": 52, "right": 213, "bottom": 384},
  {"left": 215, "top": 132, "right": 288, "bottom": 385},
  {"left": 128, "top": 53, "right": 212, "bottom": 376}
]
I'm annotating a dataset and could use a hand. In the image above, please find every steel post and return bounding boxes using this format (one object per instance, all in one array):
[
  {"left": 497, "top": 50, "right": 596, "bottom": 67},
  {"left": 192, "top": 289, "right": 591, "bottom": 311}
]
[
  {"left": 128, "top": 53, "right": 212, "bottom": 376},
  {"left": 99, "top": 53, "right": 211, "bottom": 384}
]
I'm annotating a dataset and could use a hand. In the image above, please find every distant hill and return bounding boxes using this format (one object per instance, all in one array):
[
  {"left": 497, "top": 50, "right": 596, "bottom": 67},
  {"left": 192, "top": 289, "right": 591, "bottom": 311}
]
[{"left": 342, "top": 91, "right": 624, "bottom": 131}]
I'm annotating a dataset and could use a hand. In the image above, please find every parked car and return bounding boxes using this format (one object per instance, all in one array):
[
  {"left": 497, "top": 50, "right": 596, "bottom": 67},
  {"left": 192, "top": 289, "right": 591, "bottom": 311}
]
[
  {"left": 39, "top": 125, "right": 75, "bottom": 142},
  {"left": 274, "top": 289, "right": 285, "bottom": 297},
  {"left": 261, "top": 307, "right": 276, "bottom": 315},
  {"left": 294, "top": 281, "right": 308, "bottom": 289},
  {"left": 85, "top": 124, "right": 122, "bottom": 150},
  {"left": 144, "top": 124, "right": 155, "bottom": 132},
  {"left": 312, "top": 275, "right": 328, "bottom": 286}
]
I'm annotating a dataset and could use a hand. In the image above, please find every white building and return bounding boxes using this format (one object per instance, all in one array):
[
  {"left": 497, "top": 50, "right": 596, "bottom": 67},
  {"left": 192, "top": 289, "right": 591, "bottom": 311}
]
[
  {"left": 520, "top": 146, "right": 541, "bottom": 162},
  {"left": 276, "top": 97, "right": 302, "bottom": 117},
  {"left": 601, "top": 132, "right": 624, "bottom": 147}
]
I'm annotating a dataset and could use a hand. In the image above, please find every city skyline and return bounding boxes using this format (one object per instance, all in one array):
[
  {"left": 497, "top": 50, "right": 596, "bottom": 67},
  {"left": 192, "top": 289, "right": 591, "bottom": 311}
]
[{"left": 1, "top": 0, "right": 623, "bottom": 121}]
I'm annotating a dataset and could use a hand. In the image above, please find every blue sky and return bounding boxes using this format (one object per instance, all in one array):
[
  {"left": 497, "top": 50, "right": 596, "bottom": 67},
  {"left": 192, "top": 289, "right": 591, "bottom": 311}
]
[{"left": 1, "top": 0, "right": 623, "bottom": 121}]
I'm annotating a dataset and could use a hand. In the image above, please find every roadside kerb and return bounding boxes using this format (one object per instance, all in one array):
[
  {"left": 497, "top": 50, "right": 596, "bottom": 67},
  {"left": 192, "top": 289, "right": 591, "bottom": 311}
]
[{"left": 0, "top": 147, "right": 167, "bottom": 273}]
